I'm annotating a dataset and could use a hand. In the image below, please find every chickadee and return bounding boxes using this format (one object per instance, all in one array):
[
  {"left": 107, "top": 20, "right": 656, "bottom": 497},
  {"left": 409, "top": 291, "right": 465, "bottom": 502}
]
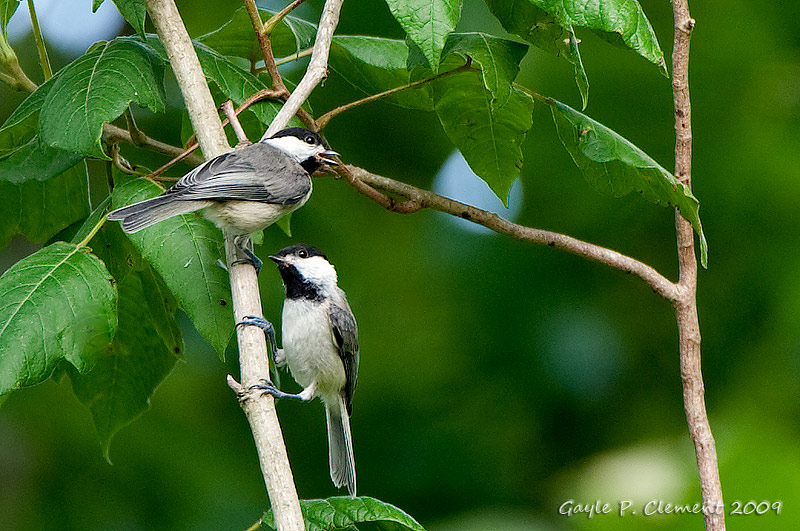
[
  {"left": 107, "top": 128, "right": 338, "bottom": 271},
  {"left": 239, "top": 244, "right": 358, "bottom": 496}
]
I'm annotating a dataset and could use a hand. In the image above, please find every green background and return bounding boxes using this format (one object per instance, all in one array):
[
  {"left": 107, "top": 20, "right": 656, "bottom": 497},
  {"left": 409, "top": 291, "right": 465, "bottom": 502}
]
[{"left": 1, "top": 0, "right": 798, "bottom": 529}]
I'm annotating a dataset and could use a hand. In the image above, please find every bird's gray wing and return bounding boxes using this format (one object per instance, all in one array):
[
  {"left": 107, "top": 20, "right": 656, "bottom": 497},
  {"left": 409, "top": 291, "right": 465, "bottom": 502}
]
[
  {"left": 166, "top": 144, "right": 310, "bottom": 204},
  {"left": 329, "top": 292, "right": 359, "bottom": 414}
]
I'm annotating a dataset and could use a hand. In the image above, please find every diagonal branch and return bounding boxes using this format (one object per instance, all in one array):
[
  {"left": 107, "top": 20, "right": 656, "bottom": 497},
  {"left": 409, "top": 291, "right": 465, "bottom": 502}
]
[
  {"left": 338, "top": 165, "right": 680, "bottom": 302},
  {"left": 263, "top": 0, "right": 343, "bottom": 137}
]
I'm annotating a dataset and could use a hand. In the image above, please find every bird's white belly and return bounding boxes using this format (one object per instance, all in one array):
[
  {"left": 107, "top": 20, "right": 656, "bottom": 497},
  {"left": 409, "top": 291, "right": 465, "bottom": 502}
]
[
  {"left": 282, "top": 300, "right": 346, "bottom": 399},
  {"left": 203, "top": 190, "right": 310, "bottom": 235}
]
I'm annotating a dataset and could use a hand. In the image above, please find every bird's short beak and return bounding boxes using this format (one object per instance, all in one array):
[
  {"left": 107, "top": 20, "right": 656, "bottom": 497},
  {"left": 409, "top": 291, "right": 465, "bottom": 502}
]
[
  {"left": 317, "top": 149, "right": 340, "bottom": 166},
  {"left": 268, "top": 254, "right": 287, "bottom": 264}
]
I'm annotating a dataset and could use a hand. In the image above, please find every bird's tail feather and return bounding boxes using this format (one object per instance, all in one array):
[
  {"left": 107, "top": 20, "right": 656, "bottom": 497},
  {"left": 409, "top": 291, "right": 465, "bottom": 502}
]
[
  {"left": 325, "top": 395, "right": 356, "bottom": 496},
  {"left": 107, "top": 195, "right": 210, "bottom": 233}
]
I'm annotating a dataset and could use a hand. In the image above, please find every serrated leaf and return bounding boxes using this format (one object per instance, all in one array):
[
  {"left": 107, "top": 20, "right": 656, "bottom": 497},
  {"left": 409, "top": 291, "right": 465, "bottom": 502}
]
[
  {"left": 484, "top": 0, "right": 588, "bottom": 108},
  {"left": 0, "top": 162, "right": 90, "bottom": 248},
  {"left": 197, "top": 7, "right": 316, "bottom": 63},
  {"left": 69, "top": 267, "right": 179, "bottom": 459},
  {"left": 433, "top": 70, "right": 534, "bottom": 204},
  {"left": 385, "top": 0, "right": 463, "bottom": 72},
  {"left": 550, "top": 100, "right": 707, "bottom": 266},
  {"left": 261, "top": 497, "right": 426, "bottom": 531},
  {"left": 0, "top": 242, "right": 117, "bottom": 396},
  {"left": 111, "top": 179, "right": 234, "bottom": 356},
  {"left": 440, "top": 32, "right": 527, "bottom": 107},
  {"left": 329, "top": 36, "right": 433, "bottom": 111},
  {"left": 39, "top": 36, "right": 166, "bottom": 159}
]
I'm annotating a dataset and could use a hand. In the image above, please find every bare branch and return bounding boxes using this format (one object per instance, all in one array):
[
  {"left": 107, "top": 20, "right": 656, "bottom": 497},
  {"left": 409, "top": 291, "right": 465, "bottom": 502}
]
[
  {"left": 221, "top": 100, "right": 250, "bottom": 145},
  {"left": 339, "top": 165, "right": 680, "bottom": 301},
  {"left": 102, "top": 123, "right": 204, "bottom": 165},
  {"left": 263, "top": 0, "right": 343, "bottom": 137},
  {"left": 243, "top": 0, "right": 289, "bottom": 95},
  {"left": 670, "top": 2, "right": 725, "bottom": 530}
]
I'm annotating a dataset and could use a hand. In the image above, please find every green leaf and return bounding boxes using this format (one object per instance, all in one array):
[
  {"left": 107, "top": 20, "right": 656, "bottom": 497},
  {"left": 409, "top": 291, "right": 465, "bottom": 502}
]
[
  {"left": 0, "top": 64, "right": 60, "bottom": 159},
  {"left": 385, "top": 0, "right": 464, "bottom": 72},
  {"left": 329, "top": 36, "right": 433, "bottom": 111},
  {"left": 433, "top": 70, "right": 534, "bottom": 204},
  {"left": 261, "top": 497, "right": 426, "bottom": 531},
  {"left": 92, "top": 0, "right": 146, "bottom": 37},
  {"left": 111, "top": 179, "right": 234, "bottom": 356},
  {"left": 39, "top": 36, "right": 166, "bottom": 159},
  {"left": 484, "top": 0, "right": 589, "bottom": 108},
  {"left": 488, "top": 0, "right": 666, "bottom": 74},
  {"left": 70, "top": 267, "right": 179, "bottom": 459},
  {"left": 440, "top": 32, "right": 527, "bottom": 106},
  {"left": 550, "top": 99, "right": 707, "bottom": 266},
  {"left": 0, "top": 242, "right": 117, "bottom": 396},
  {"left": 0, "top": 162, "right": 90, "bottom": 248},
  {"left": 197, "top": 7, "right": 317, "bottom": 63},
  {"left": 1, "top": 0, "right": 20, "bottom": 37},
  {"left": 0, "top": 135, "right": 84, "bottom": 183}
]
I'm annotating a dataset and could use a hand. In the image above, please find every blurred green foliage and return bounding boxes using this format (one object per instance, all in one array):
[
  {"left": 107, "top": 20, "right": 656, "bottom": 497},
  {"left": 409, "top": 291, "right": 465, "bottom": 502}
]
[{"left": 1, "top": 0, "right": 798, "bottom": 530}]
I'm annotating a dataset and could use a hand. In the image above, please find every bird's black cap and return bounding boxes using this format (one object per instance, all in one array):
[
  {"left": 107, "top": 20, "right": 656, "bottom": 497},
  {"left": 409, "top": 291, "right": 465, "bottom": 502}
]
[
  {"left": 269, "top": 243, "right": 328, "bottom": 263},
  {"left": 269, "top": 128, "right": 331, "bottom": 149}
]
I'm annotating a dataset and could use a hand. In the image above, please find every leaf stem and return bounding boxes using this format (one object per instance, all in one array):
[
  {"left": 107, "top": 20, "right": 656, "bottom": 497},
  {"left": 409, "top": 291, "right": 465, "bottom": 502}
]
[
  {"left": 27, "top": 0, "right": 52, "bottom": 80},
  {"left": 274, "top": 47, "right": 313, "bottom": 67},
  {"left": 76, "top": 216, "right": 106, "bottom": 249},
  {"left": 263, "top": 0, "right": 308, "bottom": 34},
  {"left": 316, "top": 58, "right": 474, "bottom": 130}
]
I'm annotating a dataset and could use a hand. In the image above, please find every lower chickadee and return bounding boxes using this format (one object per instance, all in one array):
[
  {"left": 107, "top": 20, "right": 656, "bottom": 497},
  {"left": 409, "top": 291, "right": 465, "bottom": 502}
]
[
  {"left": 107, "top": 128, "right": 338, "bottom": 271},
  {"left": 239, "top": 244, "right": 358, "bottom": 496}
]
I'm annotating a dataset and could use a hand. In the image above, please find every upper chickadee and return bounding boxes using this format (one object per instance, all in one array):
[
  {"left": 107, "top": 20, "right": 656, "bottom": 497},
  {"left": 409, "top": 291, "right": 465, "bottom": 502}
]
[
  {"left": 239, "top": 244, "right": 359, "bottom": 496},
  {"left": 107, "top": 128, "right": 338, "bottom": 270}
]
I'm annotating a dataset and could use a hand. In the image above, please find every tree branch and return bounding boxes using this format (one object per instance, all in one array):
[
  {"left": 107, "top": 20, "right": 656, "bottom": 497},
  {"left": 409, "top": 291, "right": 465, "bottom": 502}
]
[
  {"left": 145, "top": 2, "right": 305, "bottom": 530},
  {"left": 338, "top": 165, "right": 680, "bottom": 301},
  {"left": 670, "top": 4, "right": 724, "bottom": 531},
  {"left": 102, "top": 123, "right": 204, "bottom": 165},
  {"left": 243, "top": 0, "right": 289, "bottom": 96},
  {"left": 263, "top": 0, "right": 343, "bottom": 137}
]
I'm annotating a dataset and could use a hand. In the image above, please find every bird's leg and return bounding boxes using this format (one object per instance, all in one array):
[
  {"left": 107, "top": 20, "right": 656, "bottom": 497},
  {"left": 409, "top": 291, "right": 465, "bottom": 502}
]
[
  {"left": 230, "top": 235, "right": 263, "bottom": 274},
  {"left": 252, "top": 379, "right": 316, "bottom": 402},
  {"left": 237, "top": 315, "right": 281, "bottom": 385}
]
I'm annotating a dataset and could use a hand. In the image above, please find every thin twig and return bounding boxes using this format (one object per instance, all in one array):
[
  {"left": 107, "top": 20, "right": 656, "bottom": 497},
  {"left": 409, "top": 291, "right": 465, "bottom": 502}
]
[
  {"left": 263, "top": 0, "right": 343, "bottom": 137},
  {"left": 221, "top": 100, "right": 251, "bottom": 145},
  {"left": 669, "top": 3, "right": 725, "bottom": 531},
  {"left": 339, "top": 165, "right": 680, "bottom": 301},
  {"left": 317, "top": 58, "right": 474, "bottom": 131},
  {"left": 102, "top": 123, "right": 204, "bottom": 165},
  {"left": 243, "top": 0, "right": 289, "bottom": 95},
  {"left": 263, "top": 0, "right": 308, "bottom": 34}
]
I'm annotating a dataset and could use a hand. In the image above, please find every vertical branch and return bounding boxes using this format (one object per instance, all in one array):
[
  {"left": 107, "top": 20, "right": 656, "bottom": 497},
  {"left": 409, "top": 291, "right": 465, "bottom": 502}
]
[
  {"left": 145, "top": 2, "right": 305, "bottom": 530},
  {"left": 670, "top": 2, "right": 725, "bottom": 530}
]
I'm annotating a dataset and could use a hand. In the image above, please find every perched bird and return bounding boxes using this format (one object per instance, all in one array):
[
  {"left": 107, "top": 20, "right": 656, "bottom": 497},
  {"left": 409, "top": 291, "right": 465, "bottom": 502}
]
[
  {"left": 107, "top": 128, "right": 338, "bottom": 271},
  {"left": 239, "top": 244, "right": 359, "bottom": 496}
]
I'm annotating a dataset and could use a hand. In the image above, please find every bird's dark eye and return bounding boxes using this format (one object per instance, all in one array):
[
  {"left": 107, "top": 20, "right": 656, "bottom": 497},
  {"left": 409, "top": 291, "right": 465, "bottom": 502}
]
[
  {"left": 304, "top": 135, "right": 315, "bottom": 144},
  {"left": 298, "top": 249, "right": 308, "bottom": 258}
]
